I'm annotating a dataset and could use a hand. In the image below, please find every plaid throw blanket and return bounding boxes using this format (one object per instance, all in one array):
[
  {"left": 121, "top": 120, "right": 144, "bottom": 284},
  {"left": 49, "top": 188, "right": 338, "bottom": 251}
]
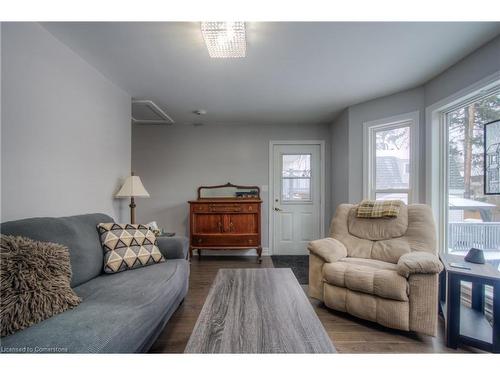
[{"left": 356, "top": 200, "right": 402, "bottom": 218}]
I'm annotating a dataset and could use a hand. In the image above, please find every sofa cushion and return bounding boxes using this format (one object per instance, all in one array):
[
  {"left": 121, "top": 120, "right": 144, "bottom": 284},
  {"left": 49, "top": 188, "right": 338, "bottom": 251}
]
[
  {"left": 1, "top": 235, "right": 81, "bottom": 337},
  {"left": 156, "top": 236, "right": 189, "bottom": 259},
  {"left": 97, "top": 223, "right": 164, "bottom": 273},
  {"left": 1, "top": 213, "right": 113, "bottom": 287},
  {"left": 323, "top": 259, "right": 409, "bottom": 301},
  {"left": 0, "top": 259, "right": 189, "bottom": 353},
  {"left": 347, "top": 204, "right": 408, "bottom": 241}
]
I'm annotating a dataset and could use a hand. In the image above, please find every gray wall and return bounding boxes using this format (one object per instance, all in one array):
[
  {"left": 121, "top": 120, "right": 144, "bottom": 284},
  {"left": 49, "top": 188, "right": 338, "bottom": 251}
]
[
  {"left": 424, "top": 35, "right": 500, "bottom": 106},
  {"left": 132, "top": 33, "right": 499, "bottom": 247},
  {"left": 347, "top": 87, "right": 426, "bottom": 203},
  {"left": 1, "top": 23, "right": 131, "bottom": 222},
  {"left": 132, "top": 122, "right": 331, "bottom": 249},
  {"left": 329, "top": 34, "right": 500, "bottom": 213},
  {"left": 329, "top": 88, "right": 426, "bottom": 207},
  {"left": 330, "top": 108, "right": 349, "bottom": 211}
]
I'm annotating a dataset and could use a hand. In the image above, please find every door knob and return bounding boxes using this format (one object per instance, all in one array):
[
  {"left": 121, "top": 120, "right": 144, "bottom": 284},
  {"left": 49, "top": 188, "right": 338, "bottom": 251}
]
[{"left": 274, "top": 207, "right": 283, "bottom": 212}]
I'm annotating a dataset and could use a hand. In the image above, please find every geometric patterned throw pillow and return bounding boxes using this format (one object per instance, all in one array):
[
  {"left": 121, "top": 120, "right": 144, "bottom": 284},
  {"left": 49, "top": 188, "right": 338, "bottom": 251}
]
[{"left": 97, "top": 223, "right": 165, "bottom": 274}]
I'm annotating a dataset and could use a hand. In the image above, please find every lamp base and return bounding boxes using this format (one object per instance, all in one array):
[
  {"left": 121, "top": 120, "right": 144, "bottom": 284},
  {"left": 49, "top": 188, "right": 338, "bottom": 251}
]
[
  {"left": 464, "top": 248, "right": 485, "bottom": 264},
  {"left": 129, "top": 197, "right": 136, "bottom": 224}
]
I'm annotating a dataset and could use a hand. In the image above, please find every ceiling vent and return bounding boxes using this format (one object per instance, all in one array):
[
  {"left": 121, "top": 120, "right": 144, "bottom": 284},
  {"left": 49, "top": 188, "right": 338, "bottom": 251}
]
[{"left": 132, "top": 100, "right": 174, "bottom": 125}]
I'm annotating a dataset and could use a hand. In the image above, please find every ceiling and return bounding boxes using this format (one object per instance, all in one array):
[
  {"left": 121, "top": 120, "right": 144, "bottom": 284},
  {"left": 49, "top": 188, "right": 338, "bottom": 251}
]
[{"left": 42, "top": 22, "right": 500, "bottom": 125}]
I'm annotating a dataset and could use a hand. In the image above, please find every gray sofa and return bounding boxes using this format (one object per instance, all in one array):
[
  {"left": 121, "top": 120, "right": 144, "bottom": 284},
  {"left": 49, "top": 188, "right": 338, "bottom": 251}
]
[{"left": 0, "top": 213, "right": 189, "bottom": 353}]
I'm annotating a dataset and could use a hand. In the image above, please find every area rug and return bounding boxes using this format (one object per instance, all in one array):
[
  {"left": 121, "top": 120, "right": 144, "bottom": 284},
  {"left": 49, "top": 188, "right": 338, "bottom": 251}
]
[{"left": 271, "top": 255, "right": 308, "bottom": 284}]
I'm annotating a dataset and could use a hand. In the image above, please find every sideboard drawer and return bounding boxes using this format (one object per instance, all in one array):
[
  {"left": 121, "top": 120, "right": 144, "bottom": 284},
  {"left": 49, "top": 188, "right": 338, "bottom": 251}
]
[
  {"left": 241, "top": 203, "right": 259, "bottom": 213},
  {"left": 192, "top": 204, "right": 209, "bottom": 212},
  {"left": 205, "top": 203, "right": 259, "bottom": 213},
  {"left": 192, "top": 235, "right": 259, "bottom": 247},
  {"left": 208, "top": 204, "right": 242, "bottom": 213}
]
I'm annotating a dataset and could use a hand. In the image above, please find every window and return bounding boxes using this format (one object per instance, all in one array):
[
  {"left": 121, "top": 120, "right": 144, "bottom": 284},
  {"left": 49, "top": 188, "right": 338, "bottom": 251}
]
[
  {"left": 442, "top": 89, "right": 500, "bottom": 321},
  {"left": 281, "top": 154, "right": 311, "bottom": 201},
  {"left": 363, "top": 112, "right": 419, "bottom": 204},
  {"left": 445, "top": 90, "right": 500, "bottom": 262}
]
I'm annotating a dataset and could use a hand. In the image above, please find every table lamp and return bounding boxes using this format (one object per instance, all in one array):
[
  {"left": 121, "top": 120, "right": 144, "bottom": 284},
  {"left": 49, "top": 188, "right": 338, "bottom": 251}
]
[{"left": 115, "top": 172, "right": 150, "bottom": 224}]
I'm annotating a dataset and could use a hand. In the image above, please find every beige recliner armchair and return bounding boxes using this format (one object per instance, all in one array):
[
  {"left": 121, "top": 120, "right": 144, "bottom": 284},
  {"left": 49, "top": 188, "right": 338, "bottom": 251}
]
[{"left": 309, "top": 203, "right": 443, "bottom": 336}]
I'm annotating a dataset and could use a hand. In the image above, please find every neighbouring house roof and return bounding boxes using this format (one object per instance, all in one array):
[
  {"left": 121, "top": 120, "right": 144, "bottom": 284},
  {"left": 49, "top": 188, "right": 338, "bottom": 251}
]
[
  {"left": 376, "top": 155, "right": 482, "bottom": 198},
  {"left": 448, "top": 196, "right": 495, "bottom": 210},
  {"left": 376, "top": 156, "right": 404, "bottom": 189}
]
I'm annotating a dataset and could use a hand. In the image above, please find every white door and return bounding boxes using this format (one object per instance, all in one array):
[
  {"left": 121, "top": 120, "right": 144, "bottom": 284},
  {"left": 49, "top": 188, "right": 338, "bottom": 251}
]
[{"left": 272, "top": 144, "right": 322, "bottom": 255}]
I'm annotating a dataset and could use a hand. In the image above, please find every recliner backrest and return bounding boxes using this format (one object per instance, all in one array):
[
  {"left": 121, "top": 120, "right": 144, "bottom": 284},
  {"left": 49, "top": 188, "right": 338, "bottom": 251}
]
[{"left": 330, "top": 203, "right": 436, "bottom": 264}]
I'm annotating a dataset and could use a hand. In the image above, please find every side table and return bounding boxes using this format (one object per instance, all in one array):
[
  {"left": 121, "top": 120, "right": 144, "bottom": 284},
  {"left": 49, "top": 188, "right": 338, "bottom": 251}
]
[{"left": 439, "top": 253, "right": 500, "bottom": 353}]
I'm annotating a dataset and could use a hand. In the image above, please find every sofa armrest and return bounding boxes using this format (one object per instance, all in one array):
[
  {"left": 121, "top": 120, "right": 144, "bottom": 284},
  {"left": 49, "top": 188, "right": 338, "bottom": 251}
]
[
  {"left": 156, "top": 236, "right": 189, "bottom": 260},
  {"left": 397, "top": 251, "right": 443, "bottom": 278},
  {"left": 308, "top": 237, "right": 347, "bottom": 263}
]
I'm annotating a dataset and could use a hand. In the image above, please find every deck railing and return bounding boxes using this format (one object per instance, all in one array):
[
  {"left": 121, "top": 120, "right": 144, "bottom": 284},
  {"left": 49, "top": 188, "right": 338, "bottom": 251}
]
[
  {"left": 448, "top": 222, "right": 499, "bottom": 323},
  {"left": 448, "top": 222, "right": 500, "bottom": 252}
]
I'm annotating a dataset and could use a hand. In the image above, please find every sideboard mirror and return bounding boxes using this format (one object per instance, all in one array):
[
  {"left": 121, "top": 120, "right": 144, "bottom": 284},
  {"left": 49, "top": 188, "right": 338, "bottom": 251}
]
[{"left": 197, "top": 182, "right": 260, "bottom": 200}]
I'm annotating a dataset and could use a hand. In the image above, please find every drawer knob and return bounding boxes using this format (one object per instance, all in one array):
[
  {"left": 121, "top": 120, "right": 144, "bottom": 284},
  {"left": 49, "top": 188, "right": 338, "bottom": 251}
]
[{"left": 197, "top": 238, "right": 202, "bottom": 243}]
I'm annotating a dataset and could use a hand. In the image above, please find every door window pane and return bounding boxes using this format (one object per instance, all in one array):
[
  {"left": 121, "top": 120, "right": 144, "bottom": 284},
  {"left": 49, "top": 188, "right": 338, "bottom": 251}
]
[
  {"left": 282, "top": 178, "right": 311, "bottom": 201},
  {"left": 282, "top": 154, "right": 311, "bottom": 177},
  {"left": 375, "top": 126, "right": 410, "bottom": 190},
  {"left": 281, "top": 154, "right": 311, "bottom": 201}
]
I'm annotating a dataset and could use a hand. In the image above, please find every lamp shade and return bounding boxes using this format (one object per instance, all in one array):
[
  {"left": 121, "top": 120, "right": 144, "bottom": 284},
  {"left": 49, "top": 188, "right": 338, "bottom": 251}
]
[{"left": 115, "top": 175, "right": 150, "bottom": 198}]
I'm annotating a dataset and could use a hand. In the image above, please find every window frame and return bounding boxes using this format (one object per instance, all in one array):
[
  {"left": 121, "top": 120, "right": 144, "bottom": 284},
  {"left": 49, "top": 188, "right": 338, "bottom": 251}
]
[
  {"left": 425, "top": 73, "right": 500, "bottom": 255},
  {"left": 363, "top": 111, "right": 420, "bottom": 204},
  {"left": 442, "top": 86, "right": 500, "bottom": 253}
]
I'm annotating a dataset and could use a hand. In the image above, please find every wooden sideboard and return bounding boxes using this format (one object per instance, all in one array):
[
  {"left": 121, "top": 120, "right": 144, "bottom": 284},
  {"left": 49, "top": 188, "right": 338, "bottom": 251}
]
[{"left": 188, "top": 183, "right": 262, "bottom": 262}]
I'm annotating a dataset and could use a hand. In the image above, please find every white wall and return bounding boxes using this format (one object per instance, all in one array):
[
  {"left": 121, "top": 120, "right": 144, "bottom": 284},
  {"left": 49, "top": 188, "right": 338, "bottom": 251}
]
[
  {"left": 132, "top": 122, "right": 331, "bottom": 249},
  {"left": 1, "top": 23, "right": 131, "bottom": 222}
]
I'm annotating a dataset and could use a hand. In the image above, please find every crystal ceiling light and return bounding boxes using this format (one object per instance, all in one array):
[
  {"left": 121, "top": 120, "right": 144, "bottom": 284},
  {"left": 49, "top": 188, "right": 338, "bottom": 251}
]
[{"left": 200, "top": 22, "right": 246, "bottom": 58}]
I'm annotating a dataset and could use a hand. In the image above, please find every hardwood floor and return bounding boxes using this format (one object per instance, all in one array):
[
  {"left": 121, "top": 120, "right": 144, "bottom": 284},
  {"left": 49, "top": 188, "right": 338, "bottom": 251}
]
[{"left": 149, "top": 256, "right": 481, "bottom": 353}]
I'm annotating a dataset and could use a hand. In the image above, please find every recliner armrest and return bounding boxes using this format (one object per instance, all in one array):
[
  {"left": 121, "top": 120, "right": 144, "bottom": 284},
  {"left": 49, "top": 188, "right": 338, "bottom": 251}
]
[
  {"left": 397, "top": 251, "right": 443, "bottom": 278},
  {"left": 308, "top": 237, "right": 347, "bottom": 263}
]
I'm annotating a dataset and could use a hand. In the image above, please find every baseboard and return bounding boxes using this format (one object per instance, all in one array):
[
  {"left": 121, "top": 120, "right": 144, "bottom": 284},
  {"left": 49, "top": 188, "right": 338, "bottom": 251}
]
[{"left": 198, "top": 247, "right": 270, "bottom": 256}]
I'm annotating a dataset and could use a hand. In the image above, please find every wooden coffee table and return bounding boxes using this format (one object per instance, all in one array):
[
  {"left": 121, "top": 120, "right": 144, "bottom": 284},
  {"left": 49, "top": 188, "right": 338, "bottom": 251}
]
[{"left": 185, "top": 268, "right": 336, "bottom": 353}]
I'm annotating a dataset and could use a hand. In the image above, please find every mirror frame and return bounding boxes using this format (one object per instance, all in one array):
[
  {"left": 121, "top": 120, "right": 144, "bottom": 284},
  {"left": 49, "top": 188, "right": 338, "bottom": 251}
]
[{"left": 197, "top": 182, "right": 261, "bottom": 200}]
